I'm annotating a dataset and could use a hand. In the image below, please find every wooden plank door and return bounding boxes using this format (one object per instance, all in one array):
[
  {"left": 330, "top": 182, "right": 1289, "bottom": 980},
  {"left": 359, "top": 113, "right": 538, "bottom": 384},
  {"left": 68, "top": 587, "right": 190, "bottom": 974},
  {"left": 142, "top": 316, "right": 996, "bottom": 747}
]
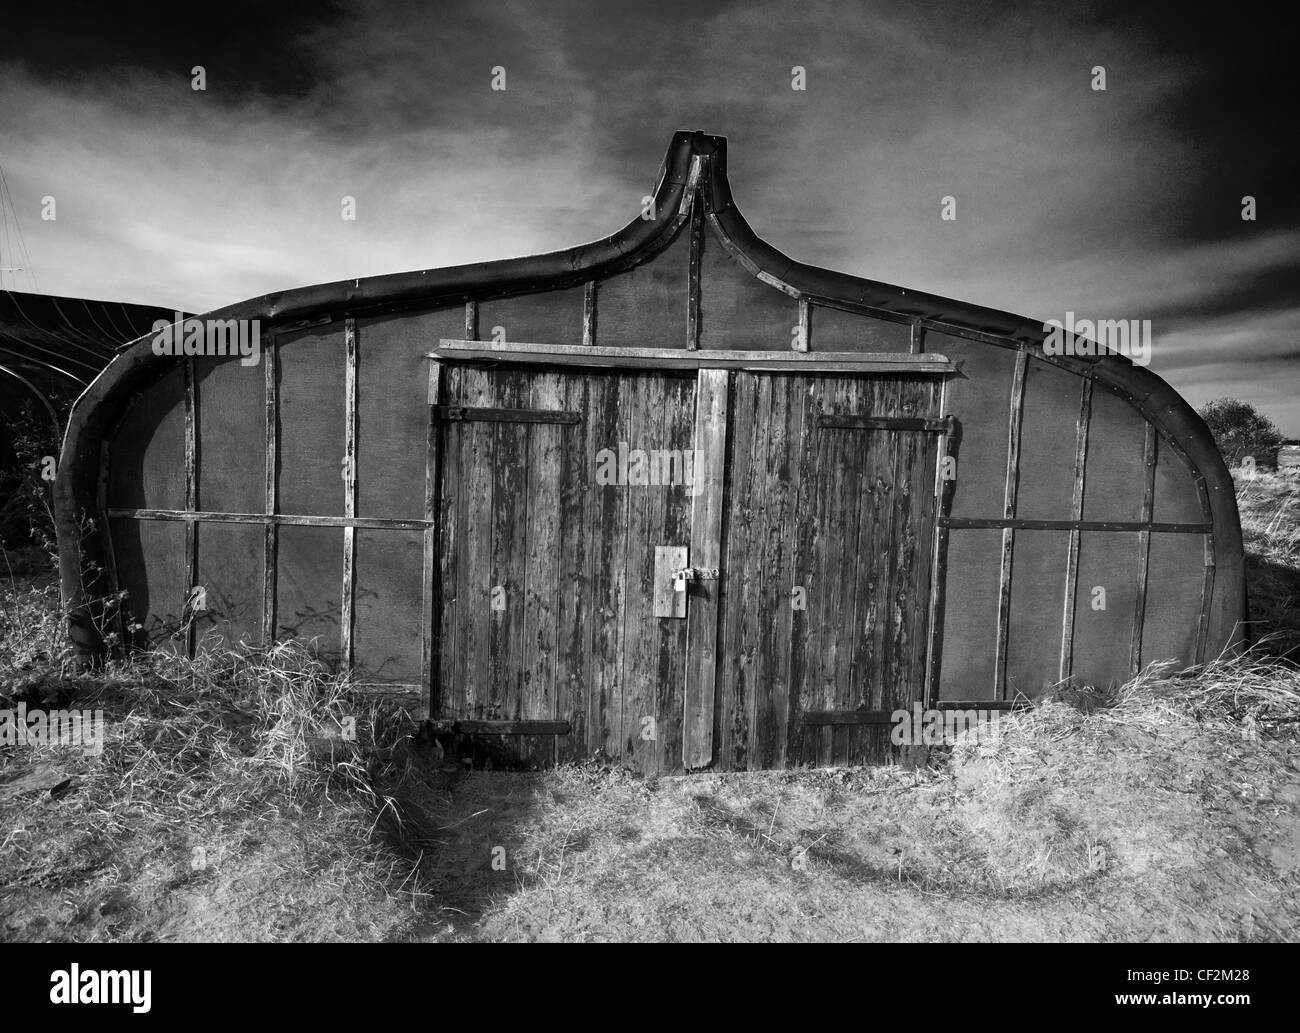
[
  {"left": 433, "top": 363, "right": 699, "bottom": 773},
  {"left": 713, "top": 372, "right": 944, "bottom": 769}
]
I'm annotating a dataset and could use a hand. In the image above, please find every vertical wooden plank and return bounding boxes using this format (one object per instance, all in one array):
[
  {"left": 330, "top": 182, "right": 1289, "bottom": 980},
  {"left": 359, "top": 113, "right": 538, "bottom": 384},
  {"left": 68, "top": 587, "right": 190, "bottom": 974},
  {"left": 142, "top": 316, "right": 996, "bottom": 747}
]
[
  {"left": 683, "top": 368, "right": 728, "bottom": 769},
  {"left": 262, "top": 334, "right": 278, "bottom": 646},
  {"left": 464, "top": 299, "right": 478, "bottom": 342},
  {"left": 859, "top": 377, "right": 904, "bottom": 763},
  {"left": 435, "top": 366, "right": 463, "bottom": 719},
  {"left": 755, "top": 374, "right": 797, "bottom": 768},
  {"left": 794, "top": 298, "right": 810, "bottom": 352},
  {"left": 583, "top": 281, "right": 597, "bottom": 349},
  {"left": 655, "top": 375, "right": 695, "bottom": 772},
  {"left": 720, "top": 371, "right": 760, "bottom": 770},
  {"left": 794, "top": 376, "right": 832, "bottom": 766},
  {"left": 769, "top": 378, "right": 804, "bottom": 768},
  {"left": 1130, "top": 422, "right": 1157, "bottom": 676},
  {"left": 855, "top": 378, "right": 901, "bottom": 764},
  {"left": 924, "top": 378, "right": 956, "bottom": 707},
  {"left": 340, "top": 317, "right": 358, "bottom": 668},
  {"left": 589, "top": 373, "right": 630, "bottom": 761},
  {"left": 891, "top": 380, "right": 941, "bottom": 761},
  {"left": 96, "top": 440, "right": 125, "bottom": 646},
  {"left": 1196, "top": 533, "right": 1217, "bottom": 665},
  {"left": 621, "top": 376, "right": 655, "bottom": 773},
  {"left": 492, "top": 370, "right": 528, "bottom": 765},
  {"left": 828, "top": 377, "right": 865, "bottom": 767},
  {"left": 687, "top": 196, "right": 704, "bottom": 350},
  {"left": 555, "top": 373, "right": 592, "bottom": 763},
  {"left": 994, "top": 350, "right": 1028, "bottom": 699},
  {"left": 183, "top": 355, "right": 197, "bottom": 659},
  {"left": 422, "top": 360, "right": 442, "bottom": 712},
  {"left": 907, "top": 382, "right": 941, "bottom": 702},
  {"left": 809, "top": 378, "right": 850, "bottom": 767},
  {"left": 910, "top": 321, "right": 924, "bottom": 355},
  {"left": 522, "top": 372, "right": 564, "bottom": 767},
  {"left": 460, "top": 367, "right": 494, "bottom": 728},
  {"left": 1059, "top": 372, "right": 1093, "bottom": 681}
]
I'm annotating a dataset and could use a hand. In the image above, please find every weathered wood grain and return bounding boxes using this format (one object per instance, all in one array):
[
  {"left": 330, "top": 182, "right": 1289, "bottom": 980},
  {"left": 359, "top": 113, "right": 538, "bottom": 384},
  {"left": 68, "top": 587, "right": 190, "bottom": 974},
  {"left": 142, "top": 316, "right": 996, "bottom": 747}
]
[
  {"left": 1060, "top": 373, "right": 1093, "bottom": 681},
  {"left": 718, "top": 369, "right": 756, "bottom": 770},
  {"left": 431, "top": 341, "right": 957, "bottom": 373},
  {"left": 262, "top": 334, "right": 278, "bottom": 645},
  {"left": 653, "top": 546, "right": 689, "bottom": 618},
  {"left": 994, "top": 350, "right": 1029, "bottom": 700},
  {"left": 521, "top": 372, "right": 565, "bottom": 766},
  {"left": 620, "top": 374, "right": 653, "bottom": 773},
  {"left": 554, "top": 373, "right": 592, "bottom": 762},
  {"left": 683, "top": 368, "right": 728, "bottom": 769},
  {"left": 183, "top": 356, "right": 197, "bottom": 658},
  {"left": 340, "top": 318, "right": 358, "bottom": 667},
  {"left": 1130, "top": 422, "right": 1158, "bottom": 676},
  {"left": 422, "top": 360, "right": 442, "bottom": 710}
]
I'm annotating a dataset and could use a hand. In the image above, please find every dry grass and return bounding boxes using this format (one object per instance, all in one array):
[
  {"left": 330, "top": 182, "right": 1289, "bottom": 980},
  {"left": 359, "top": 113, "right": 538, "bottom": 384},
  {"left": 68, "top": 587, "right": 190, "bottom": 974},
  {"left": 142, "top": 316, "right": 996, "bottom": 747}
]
[
  {"left": 0, "top": 594, "right": 435, "bottom": 941},
  {"left": 2, "top": 471, "right": 1299, "bottom": 942},
  {"left": 389, "top": 652, "right": 1299, "bottom": 942},
  {"left": 1235, "top": 469, "right": 1300, "bottom": 660}
]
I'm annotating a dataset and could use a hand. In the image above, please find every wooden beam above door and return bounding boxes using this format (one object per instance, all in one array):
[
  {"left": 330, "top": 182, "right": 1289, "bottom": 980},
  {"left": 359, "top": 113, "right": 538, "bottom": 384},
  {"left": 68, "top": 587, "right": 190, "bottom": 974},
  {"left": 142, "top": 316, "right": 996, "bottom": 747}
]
[{"left": 431, "top": 341, "right": 956, "bottom": 374}]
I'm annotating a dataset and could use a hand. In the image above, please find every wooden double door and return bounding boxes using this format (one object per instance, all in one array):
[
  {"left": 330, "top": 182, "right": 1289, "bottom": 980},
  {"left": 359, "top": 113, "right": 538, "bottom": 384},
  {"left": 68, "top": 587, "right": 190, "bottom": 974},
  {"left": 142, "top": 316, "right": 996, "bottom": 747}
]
[{"left": 431, "top": 361, "right": 945, "bottom": 772}]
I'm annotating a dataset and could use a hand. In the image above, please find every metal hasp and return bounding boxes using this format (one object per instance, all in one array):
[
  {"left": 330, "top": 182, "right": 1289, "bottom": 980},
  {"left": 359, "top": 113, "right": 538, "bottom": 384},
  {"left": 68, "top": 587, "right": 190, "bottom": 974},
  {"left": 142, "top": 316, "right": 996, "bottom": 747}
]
[{"left": 672, "top": 566, "right": 720, "bottom": 584}]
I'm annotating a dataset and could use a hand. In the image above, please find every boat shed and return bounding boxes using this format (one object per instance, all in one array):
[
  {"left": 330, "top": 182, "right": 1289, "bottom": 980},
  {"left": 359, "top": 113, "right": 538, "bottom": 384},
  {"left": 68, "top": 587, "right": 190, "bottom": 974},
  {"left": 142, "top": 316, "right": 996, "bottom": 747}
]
[{"left": 54, "top": 131, "right": 1245, "bottom": 772}]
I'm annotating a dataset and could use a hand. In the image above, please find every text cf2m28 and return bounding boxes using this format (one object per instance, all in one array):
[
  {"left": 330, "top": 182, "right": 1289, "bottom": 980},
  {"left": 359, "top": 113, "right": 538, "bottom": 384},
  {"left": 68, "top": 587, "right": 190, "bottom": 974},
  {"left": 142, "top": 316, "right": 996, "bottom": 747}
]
[{"left": 54, "top": 131, "right": 1245, "bottom": 774}]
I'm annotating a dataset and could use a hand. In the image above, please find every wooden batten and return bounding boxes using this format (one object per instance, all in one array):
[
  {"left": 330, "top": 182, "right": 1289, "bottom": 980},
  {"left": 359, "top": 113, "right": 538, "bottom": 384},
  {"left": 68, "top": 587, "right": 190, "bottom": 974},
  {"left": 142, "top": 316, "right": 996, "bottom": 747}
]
[
  {"left": 910, "top": 320, "right": 924, "bottom": 355},
  {"left": 421, "top": 361, "right": 443, "bottom": 709},
  {"left": 994, "top": 349, "right": 1028, "bottom": 699},
  {"left": 432, "top": 404, "right": 581, "bottom": 425},
  {"left": 464, "top": 299, "right": 478, "bottom": 342},
  {"left": 183, "top": 355, "right": 197, "bottom": 659},
  {"left": 687, "top": 190, "right": 704, "bottom": 350},
  {"left": 430, "top": 341, "right": 956, "bottom": 373},
  {"left": 819, "top": 414, "right": 955, "bottom": 433},
  {"left": 96, "top": 439, "right": 125, "bottom": 647},
  {"left": 1060, "top": 371, "right": 1093, "bottom": 681},
  {"left": 1196, "top": 533, "right": 1217, "bottom": 665},
  {"left": 425, "top": 719, "right": 571, "bottom": 736},
  {"left": 684, "top": 368, "right": 728, "bottom": 769},
  {"left": 795, "top": 297, "right": 810, "bottom": 352},
  {"left": 943, "top": 517, "right": 1210, "bottom": 532},
  {"left": 1130, "top": 422, "right": 1158, "bottom": 675},
  {"left": 801, "top": 710, "right": 896, "bottom": 726},
  {"left": 262, "top": 334, "right": 278, "bottom": 645},
  {"left": 924, "top": 379, "right": 957, "bottom": 708},
  {"left": 340, "top": 317, "right": 358, "bottom": 667},
  {"left": 582, "top": 280, "right": 597, "bottom": 348},
  {"left": 107, "top": 508, "right": 433, "bottom": 530}
]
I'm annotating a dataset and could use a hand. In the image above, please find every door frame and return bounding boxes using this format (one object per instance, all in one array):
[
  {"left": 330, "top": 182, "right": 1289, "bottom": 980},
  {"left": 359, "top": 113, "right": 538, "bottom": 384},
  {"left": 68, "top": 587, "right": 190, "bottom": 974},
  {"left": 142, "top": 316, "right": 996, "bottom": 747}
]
[{"left": 425, "top": 343, "right": 959, "bottom": 768}]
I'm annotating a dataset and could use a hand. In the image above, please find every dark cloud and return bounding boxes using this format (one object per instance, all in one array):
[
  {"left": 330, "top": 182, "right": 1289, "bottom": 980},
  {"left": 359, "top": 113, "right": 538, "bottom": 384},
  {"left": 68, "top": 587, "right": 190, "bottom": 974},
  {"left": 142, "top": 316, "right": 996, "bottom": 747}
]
[
  {"left": 0, "top": 0, "right": 1295, "bottom": 431},
  {"left": 0, "top": 0, "right": 347, "bottom": 99}
]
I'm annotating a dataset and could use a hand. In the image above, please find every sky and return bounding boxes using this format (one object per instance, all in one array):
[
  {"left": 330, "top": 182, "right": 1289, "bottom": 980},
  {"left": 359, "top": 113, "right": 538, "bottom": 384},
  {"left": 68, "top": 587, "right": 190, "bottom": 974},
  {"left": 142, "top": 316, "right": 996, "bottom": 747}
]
[{"left": 1, "top": 0, "right": 1297, "bottom": 433}]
